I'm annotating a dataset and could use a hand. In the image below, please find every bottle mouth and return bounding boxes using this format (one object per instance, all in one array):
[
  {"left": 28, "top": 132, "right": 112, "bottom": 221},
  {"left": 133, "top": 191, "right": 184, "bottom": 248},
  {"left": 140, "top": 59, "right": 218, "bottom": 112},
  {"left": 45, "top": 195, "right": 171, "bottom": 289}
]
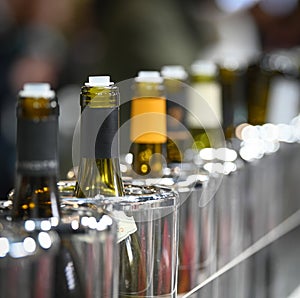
[
  {"left": 85, "top": 76, "right": 114, "bottom": 87},
  {"left": 19, "top": 83, "right": 55, "bottom": 98}
]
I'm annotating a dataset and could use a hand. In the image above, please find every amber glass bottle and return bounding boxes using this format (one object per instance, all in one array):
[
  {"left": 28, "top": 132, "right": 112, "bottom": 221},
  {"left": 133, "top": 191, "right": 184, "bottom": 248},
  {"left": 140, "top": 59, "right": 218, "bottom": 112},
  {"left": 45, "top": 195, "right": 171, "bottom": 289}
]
[{"left": 130, "top": 71, "right": 167, "bottom": 178}]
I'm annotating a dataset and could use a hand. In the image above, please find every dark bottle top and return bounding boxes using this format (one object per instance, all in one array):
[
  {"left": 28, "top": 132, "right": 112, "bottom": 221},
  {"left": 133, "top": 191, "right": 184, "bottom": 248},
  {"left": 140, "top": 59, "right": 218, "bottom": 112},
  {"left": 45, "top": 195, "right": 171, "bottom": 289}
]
[{"left": 12, "top": 83, "right": 60, "bottom": 220}]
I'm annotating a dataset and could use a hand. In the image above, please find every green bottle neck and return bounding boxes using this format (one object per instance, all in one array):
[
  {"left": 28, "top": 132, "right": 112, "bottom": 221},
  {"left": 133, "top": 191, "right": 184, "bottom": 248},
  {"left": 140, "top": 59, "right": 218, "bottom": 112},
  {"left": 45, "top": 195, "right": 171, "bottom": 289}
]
[{"left": 75, "top": 85, "right": 124, "bottom": 198}]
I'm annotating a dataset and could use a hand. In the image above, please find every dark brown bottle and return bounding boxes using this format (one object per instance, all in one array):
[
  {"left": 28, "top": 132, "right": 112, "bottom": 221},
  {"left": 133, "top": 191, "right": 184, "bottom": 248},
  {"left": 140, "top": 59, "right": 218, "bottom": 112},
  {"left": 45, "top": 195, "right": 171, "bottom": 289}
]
[
  {"left": 12, "top": 83, "right": 60, "bottom": 220},
  {"left": 11, "top": 83, "right": 84, "bottom": 298}
]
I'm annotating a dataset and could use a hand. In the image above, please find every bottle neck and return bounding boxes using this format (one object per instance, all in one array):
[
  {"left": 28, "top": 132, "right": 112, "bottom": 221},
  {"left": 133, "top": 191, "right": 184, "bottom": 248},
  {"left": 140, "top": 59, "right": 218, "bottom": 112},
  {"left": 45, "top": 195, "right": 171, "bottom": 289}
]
[
  {"left": 12, "top": 95, "right": 60, "bottom": 220},
  {"left": 191, "top": 74, "right": 217, "bottom": 83},
  {"left": 130, "top": 143, "right": 165, "bottom": 178},
  {"left": 133, "top": 81, "right": 164, "bottom": 98},
  {"left": 13, "top": 174, "right": 60, "bottom": 220},
  {"left": 75, "top": 85, "right": 124, "bottom": 198}
]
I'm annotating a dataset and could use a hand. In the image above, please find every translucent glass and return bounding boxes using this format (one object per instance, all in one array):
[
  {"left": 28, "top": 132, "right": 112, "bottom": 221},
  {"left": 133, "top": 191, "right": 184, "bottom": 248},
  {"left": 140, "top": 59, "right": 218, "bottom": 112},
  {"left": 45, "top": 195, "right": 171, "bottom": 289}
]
[
  {"left": 59, "top": 199, "right": 119, "bottom": 298},
  {"left": 0, "top": 219, "right": 59, "bottom": 298},
  {"left": 67, "top": 184, "right": 179, "bottom": 297}
]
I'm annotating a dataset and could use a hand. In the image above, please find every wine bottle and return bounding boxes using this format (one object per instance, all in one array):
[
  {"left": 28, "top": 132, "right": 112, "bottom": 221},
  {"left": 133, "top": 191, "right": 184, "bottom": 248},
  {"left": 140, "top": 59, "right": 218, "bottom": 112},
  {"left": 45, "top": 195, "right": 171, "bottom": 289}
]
[
  {"left": 247, "top": 50, "right": 300, "bottom": 126},
  {"left": 11, "top": 83, "right": 84, "bottom": 298},
  {"left": 187, "top": 60, "right": 223, "bottom": 150},
  {"left": 130, "top": 71, "right": 167, "bottom": 178},
  {"left": 246, "top": 54, "right": 273, "bottom": 126},
  {"left": 12, "top": 83, "right": 60, "bottom": 220},
  {"left": 129, "top": 72, "right": 183, "bottom": 296},
  {"left": 161, "top": 65, "right": 190, "bottom": 164},
  {"left": 73, "top": 76, "right": 147, "bottom": 296},
  {"left": 74, "top": 76, "right": 124, "bottom": 197},
  {"left": 218, "top": 57, "right": 248, "bottom": 140}
]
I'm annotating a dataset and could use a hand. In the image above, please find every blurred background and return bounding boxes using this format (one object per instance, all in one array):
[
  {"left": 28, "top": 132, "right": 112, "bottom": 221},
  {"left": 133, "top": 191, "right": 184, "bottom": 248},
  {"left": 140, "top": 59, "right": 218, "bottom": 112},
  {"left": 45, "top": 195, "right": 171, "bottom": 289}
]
[{"left": 0, "top": 0, "right": 300, "bottom": 198}]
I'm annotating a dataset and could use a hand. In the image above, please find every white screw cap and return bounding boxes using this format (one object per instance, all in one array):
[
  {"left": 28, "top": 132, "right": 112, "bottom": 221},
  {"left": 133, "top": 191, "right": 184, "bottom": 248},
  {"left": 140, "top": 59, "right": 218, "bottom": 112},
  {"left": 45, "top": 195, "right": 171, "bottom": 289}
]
[
  {"left": 161, "top": 65, "right": 188, "bottom": 80},
  {"left": 190, "top": 60, "right": 218, "bottom": 76},
  {"left": 19, "top": 83, "right": 55, "bottom": 98},
  {"left": 85, "top": 76, "right": 114, "bottom": 87},
  {"left": 135, "top": 71, "right": 163, "bottom": 83}
]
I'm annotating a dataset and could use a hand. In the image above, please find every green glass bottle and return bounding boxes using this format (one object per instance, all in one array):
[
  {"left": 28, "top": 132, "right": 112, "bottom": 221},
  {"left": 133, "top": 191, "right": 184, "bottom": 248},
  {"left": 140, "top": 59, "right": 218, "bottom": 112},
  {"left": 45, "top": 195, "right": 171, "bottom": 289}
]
[
  {"left": 247, "top": 50, "right": 300, "bottom": 126},
  {"left": 74, "top": 76, "right": 147, "bottom": 296},
  {"left": 218, "top": 57, "right": 248, "bottom": 140},
  {"left": 161, "top": 65, "right": 190, "bottom": 164},
  {"left": 246, "top": 54, "right": 274, "bottom": 126},
  {"left": 74, "top": 76, "right": 124, "bottom": 197},
  {"left": 187, "top": 60, "right": 223, "bottom": 150},
  {"left": 130, "top": 71, "right": 167, "bottom": 178}
]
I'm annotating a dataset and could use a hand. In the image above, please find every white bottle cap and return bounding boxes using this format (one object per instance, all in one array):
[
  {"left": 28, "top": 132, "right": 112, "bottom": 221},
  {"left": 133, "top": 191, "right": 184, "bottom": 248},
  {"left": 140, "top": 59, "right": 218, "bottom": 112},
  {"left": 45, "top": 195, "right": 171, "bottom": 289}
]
[
  {"left": 85, "top": 76, "right": 114, "bottom": 87},
  {"left": 135, "top": 71, "right": 163, "bottom": 83},
  {"left": 19, "top": 83, "right": 55, "bottom": 98},
  {"left": 190, "top": 60, "right": 218, "bottom": 76},
  {"left": 161, "top": 65, "right": 188, "bottom": 81}
]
